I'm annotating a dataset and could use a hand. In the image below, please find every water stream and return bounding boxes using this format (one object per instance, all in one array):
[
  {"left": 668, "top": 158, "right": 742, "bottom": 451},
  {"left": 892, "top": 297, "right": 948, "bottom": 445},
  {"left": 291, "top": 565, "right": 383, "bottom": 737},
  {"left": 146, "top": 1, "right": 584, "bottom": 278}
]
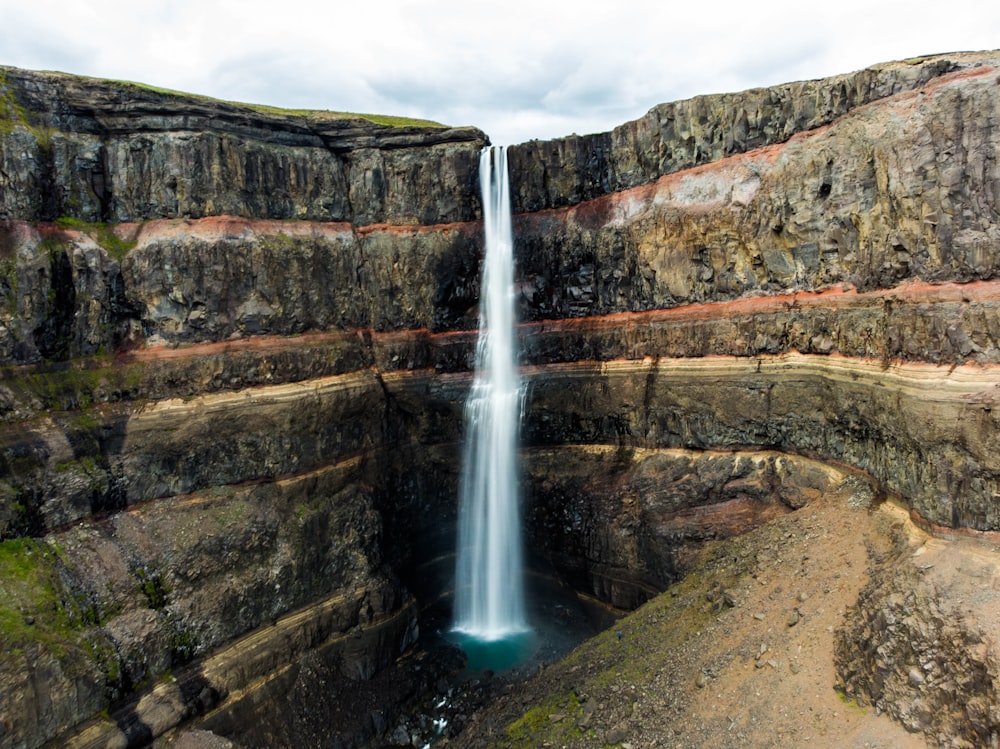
[
  {"left": 452, "top": 145, "right": 530, "bottom": 651},
  {"left": 380, "top": 147, "right": 608, "bottom": 747}
]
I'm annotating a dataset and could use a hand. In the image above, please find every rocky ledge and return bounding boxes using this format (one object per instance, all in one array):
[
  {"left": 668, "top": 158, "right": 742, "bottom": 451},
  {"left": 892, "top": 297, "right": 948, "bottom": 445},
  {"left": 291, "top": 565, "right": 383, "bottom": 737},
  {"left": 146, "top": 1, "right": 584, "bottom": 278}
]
[{"left": 452, "top": 473, "right": 1000, "bottom": 748}]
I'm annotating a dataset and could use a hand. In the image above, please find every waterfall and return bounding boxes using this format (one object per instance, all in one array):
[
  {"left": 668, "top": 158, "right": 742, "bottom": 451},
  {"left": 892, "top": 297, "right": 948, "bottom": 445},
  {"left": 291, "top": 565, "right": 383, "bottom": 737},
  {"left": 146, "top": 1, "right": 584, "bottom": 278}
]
[{"left": 452, "top": 145, "right": 529, "bottom": 642}]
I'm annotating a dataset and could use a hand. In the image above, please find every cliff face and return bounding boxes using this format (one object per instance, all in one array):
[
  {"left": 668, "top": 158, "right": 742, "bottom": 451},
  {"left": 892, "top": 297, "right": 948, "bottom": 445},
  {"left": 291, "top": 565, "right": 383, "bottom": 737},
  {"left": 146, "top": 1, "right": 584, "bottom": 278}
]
[
  {"left": 2, "top": 52, "right": 1000, "bottom": 748},
  {"left": 0, "top": 68, "right": 487, "bottom": 749},
  {"left": 0, "top": 67, "right": 485, "bottom": 226},
  {"left": 512, "top": 63, "right": 1000, "bottom": 319},
  {"left": 506, "top": 56, "right": 1000, "bottom": 537},
  {"left": 506, "top": 55, "right": 969, "bottom": 213}
]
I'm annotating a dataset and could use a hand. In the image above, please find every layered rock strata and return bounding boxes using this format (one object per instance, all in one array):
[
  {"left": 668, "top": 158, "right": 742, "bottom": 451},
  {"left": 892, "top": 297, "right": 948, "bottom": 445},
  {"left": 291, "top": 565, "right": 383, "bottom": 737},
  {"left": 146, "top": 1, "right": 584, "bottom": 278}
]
[
  {"left": 506, "top": 53, "right": 992, "bottom": 212},
  {"left": 0, "top": 69, "right": 489, "bottom": 749},
  {"left": 0, "top": 66, "right": 485, "bottom": 225},
  {"left": 1, "top": 51, "right": 1000, "bottom": 748}
]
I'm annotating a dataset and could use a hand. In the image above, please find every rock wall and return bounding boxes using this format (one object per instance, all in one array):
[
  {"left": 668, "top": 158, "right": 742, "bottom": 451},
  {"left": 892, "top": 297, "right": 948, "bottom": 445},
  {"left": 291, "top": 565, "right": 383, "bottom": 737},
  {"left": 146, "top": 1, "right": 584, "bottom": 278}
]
[
  {"left": 2, "top": 51, "right": 1000, "bottom": 748},
  {"left": 507, "top": 55, "right": 1000, "bottom": 536},
  {"left": 835, "top": 519, "right": 1000, "bottom": 745},
  {"left": 512, "top": 63, "right": 1000, "bottom": 321},
  {"left": 0, "top": 68, "right": 488, "bottom": 749},
  {"left": 505, "top": 54, "right": 981, "bottom": 213},
  {"left": 0, "top": 66, "right": 485, "bottom": 225}
]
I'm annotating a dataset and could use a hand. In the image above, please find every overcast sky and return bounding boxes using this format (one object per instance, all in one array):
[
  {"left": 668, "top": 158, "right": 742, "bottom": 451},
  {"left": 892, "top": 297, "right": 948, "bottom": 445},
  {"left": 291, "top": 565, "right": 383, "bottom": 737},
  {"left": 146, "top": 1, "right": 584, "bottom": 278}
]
[{"left": 2, "top": 1, "right": 998, "bottom": 145}]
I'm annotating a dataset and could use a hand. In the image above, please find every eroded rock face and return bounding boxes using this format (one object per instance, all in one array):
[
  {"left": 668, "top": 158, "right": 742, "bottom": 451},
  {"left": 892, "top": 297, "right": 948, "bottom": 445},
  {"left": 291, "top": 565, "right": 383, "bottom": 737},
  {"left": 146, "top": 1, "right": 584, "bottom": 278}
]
[
  {"left": 836, "top": 526, "right": 1000, "bottom": 744},
  {"left": 524, "top": 446, "right": 848, "bottom": 609},
  {"left": 522, "top": 355, "right": 1000, "bottom": 531},
  {"left": 0, "top": 66, "right": 486, "bottom": 225},
  {"left": 511, "top": 64, "right": 1000, "bottom": 321},
  {"left": 0, "top": 216, "right": 483, "bottom": 364},
  {"left": 0, "top": 458, "right": 413, "bottom": 749},
  {"left": 506, "top": 53, "right": 972, "bottom": 213}
]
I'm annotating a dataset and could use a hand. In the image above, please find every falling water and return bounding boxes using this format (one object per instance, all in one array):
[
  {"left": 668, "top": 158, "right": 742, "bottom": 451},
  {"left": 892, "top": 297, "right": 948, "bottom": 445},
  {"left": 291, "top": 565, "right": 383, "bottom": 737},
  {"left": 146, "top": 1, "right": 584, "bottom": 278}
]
[{"left": 452, "top": 145, "right": 529, "bottom": 647}]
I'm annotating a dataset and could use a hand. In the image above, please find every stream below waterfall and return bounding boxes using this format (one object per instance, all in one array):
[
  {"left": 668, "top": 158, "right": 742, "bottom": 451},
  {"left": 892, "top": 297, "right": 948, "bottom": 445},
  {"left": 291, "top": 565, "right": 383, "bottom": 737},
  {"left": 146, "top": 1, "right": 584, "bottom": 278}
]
[{"left": 377, "top": 566, "right": 616, "bottom": 748}]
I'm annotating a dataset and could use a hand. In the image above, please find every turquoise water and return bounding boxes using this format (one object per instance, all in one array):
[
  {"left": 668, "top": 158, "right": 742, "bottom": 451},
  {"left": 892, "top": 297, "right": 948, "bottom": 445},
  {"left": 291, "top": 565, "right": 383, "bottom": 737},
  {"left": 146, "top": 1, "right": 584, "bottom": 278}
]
[{"left": 449, "top": 628, "right": 536, "bottom": 672}]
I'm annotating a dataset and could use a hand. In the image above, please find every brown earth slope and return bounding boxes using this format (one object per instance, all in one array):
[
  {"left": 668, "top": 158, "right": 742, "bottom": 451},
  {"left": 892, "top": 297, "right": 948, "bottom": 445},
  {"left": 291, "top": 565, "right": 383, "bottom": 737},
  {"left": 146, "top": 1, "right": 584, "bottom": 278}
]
[{"left": 453, "top": 478, "right": 1000, "bottom": 748}]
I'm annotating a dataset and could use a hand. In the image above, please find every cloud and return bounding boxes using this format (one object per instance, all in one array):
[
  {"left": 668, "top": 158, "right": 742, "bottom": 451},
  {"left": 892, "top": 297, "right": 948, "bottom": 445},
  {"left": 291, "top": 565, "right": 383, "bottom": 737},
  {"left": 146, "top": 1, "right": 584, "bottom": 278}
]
[
  {"left": 0, "top": 7, "right": 97, "bottom": 74},
  {"left": 2, "top": 0, "right": 1000, "bottom": 145}
]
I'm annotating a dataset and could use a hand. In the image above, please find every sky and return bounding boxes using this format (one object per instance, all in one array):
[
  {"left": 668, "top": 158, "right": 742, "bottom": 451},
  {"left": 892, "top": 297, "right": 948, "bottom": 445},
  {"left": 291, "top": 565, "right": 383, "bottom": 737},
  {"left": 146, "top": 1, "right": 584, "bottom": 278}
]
[{"left": 2, "top": 0, "right": 999, "bottom": 145}]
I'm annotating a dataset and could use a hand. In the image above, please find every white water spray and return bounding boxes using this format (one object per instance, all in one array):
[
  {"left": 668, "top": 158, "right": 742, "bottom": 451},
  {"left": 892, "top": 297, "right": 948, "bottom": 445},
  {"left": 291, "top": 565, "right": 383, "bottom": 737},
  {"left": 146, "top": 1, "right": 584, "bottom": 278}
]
[{"left": 452, "top": 146, "right": 529, "bottom": 641}]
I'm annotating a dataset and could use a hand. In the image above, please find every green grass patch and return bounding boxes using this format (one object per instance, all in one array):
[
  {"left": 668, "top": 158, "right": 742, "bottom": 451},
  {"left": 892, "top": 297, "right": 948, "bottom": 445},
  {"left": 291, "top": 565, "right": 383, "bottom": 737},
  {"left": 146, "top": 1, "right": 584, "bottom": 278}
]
[
  {"left": 0, "top": 536, "right": 124, "bottom": 699},
  {"left": 170, "top": 626, "right": 198, "bottom": 663},
  {"left": 54, "top": 455, "right": 99, "bottom": 474},
  {"left": 334, "top": 111, "right": 447, "bottom": 129},
  {"left": 0, "top": 70, "right": 53, "bottom": 144},
  {"left": 0, "top": 538, "right": 90, "bottom": 656},
  {"left": 0, "top": 71, "right": 23, "bottom": 136},
  {"left": 106, "top": 77, "right": 446, "bottom": 129},
  {"left": 40, "top": 234, "right": 67, "bottom": 257},
  {"left": 20, "top": 365, "right": 103, "bottom": 410},
  {"left": 836, "top": 687, "right": 869, "bottom": 713},
  {"left": 504, "top": 690, "right": 586, "bottom": 747},
  {"left": 136, "top": 566, "right": 171, "bottom": 610},
  {"left": 260, "top": 232, "right": 299, "bottom": 252},
  {"left": 54, "top": 217, "right": 137, "bottom": 261},
  {"left": 493, "top": 540, "right": 742, "bottom": 747},
  {"left": 1, "top": 356, "right": 147, "bottom": 411}
]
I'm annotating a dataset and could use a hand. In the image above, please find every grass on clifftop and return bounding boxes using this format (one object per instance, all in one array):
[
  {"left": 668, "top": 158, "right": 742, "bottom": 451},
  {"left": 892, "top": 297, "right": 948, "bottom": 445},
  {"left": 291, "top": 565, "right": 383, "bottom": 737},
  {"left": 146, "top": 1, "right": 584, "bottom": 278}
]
[
  {"left": 1, "top": 67, "right": 448, "bottom": 132},
  {"left": 110, "top": 78, "right": 448, "bottom": 129}
]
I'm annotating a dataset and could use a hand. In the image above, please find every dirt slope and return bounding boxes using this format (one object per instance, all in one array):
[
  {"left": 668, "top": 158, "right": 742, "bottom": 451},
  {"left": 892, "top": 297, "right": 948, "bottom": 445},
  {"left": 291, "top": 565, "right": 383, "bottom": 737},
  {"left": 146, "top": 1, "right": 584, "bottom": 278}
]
[{"left": 451, "top": 476, "right": 1000, "bottom": 748}]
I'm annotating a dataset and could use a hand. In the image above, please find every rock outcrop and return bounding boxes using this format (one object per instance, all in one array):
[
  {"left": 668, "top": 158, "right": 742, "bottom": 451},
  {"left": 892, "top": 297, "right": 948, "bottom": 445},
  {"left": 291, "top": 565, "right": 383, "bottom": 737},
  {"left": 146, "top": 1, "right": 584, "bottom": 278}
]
[
  {"left": 2, "top": 51, "right": 1000, "bottom": 748},
  {"left": 0, "top": 66, "right": 485, "bottom": 225},
  {"left": 836, "top": 524, "right": 1000, "bottom": 745}
]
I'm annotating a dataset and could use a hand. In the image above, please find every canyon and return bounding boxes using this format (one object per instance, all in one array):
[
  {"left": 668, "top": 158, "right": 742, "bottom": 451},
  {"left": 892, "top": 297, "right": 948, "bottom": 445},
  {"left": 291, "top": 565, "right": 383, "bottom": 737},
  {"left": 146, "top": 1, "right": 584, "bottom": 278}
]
[{"left": 2, "top": 51, "right": 1000, "bottom": 748}]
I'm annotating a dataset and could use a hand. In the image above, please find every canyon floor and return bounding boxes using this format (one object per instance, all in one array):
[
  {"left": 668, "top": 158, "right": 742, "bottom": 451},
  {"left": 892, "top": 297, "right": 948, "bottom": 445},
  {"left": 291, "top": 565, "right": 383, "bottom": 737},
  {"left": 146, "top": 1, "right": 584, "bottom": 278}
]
[{"left": 445, "top": 478, "right": 1000, "bottom": 749}]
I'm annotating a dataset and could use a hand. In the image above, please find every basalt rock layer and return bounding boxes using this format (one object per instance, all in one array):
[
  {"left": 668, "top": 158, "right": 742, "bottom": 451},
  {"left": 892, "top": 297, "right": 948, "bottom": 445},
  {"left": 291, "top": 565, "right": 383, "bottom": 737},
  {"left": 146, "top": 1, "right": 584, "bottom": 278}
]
[
  {"left": 0, "top": 70, "right": 488, "bottom": 749},
  {"left": 1, "top": 51, "right": 1000, "bottom": 748},
  {"left": 0, "top": 66, "right": 485, "bottom": 226}
]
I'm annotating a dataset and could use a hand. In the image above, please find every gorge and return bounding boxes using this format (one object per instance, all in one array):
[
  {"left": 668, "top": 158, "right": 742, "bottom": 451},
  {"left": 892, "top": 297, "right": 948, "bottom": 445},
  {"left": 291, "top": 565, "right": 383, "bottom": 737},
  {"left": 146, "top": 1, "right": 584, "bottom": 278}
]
[{"left": 2, "top": 50, "right": 1000, "bottom": 748}]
